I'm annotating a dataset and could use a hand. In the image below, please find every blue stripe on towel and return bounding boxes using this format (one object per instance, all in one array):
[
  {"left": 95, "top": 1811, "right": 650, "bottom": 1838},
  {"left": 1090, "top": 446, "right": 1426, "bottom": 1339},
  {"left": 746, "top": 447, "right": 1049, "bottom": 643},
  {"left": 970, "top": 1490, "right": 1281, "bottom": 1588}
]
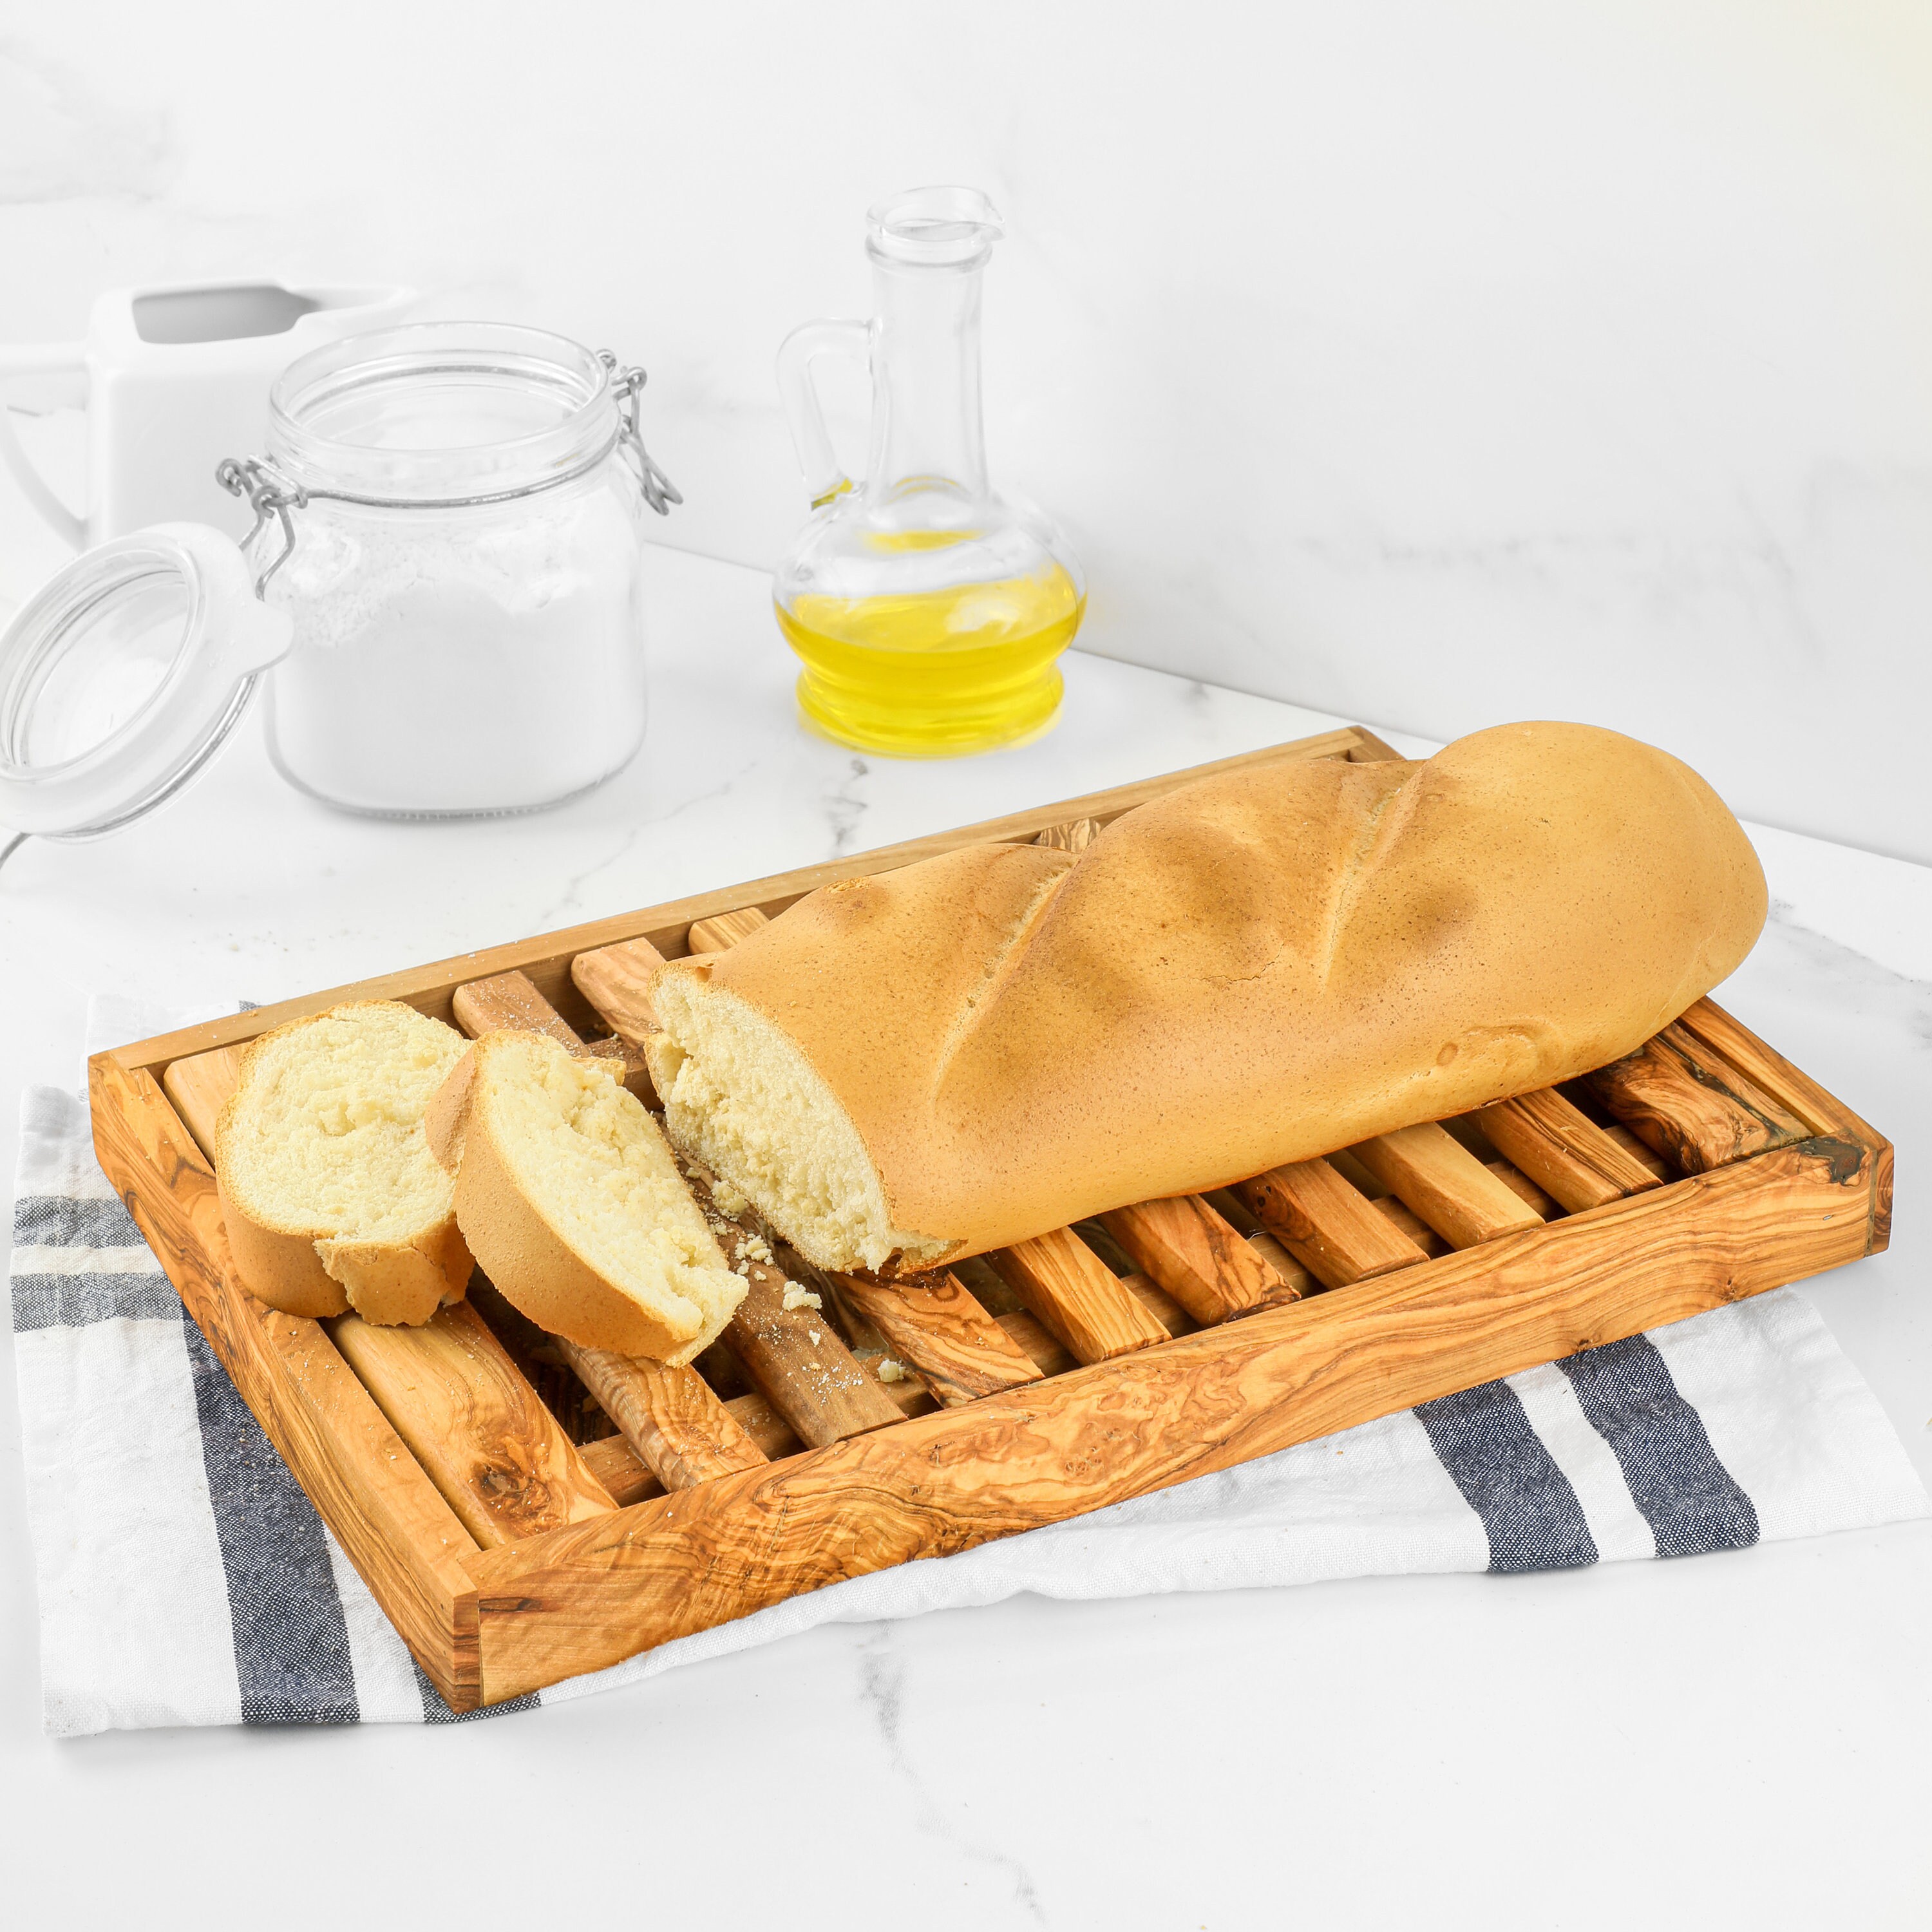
[
  {"left": 1416, "top": 1378, "right": 1599, "bottom": 1573},
  {"left": 1558, "top": 1336, "right": 1759, "bottom": 1557},
  {"left": 10, "top": 1270, "right": 182, "bottom": 1332},
  {"left": 410, "top": 1658, "right": 540, "bottom": 1724},
  {"left": 12, "top": 1194, "right": 146, "bottom": 1251},
  {"left": 178, "top": 1318, "right": 361, "bottom": 1724}
]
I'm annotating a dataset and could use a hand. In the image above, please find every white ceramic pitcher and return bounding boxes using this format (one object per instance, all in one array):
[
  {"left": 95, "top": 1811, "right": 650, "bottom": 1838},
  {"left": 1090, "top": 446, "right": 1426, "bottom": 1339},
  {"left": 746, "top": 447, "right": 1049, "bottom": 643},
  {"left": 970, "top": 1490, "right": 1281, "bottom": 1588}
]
[{"left": 0, "top": 280, "right": 414, "bottom": 549}]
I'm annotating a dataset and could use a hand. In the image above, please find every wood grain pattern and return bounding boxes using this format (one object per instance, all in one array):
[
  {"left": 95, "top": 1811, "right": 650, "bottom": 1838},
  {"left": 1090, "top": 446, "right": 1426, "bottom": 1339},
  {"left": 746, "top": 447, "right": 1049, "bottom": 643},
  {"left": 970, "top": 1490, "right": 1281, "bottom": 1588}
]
[
  {"left": 996, "top": 1309, "right": 1075, "bottom": 1377},
  {"left": 831, "top": 1273, "right": 1045, "bottom": 1405},
  {"left": 460, "top": 1132, "right": 1884, "bottom": 1705},
  {"left": 1233, "top": 1158, "right": 1429, "bottom": 1289},
  {"left": 687, "top": 906, "right": 772, "bottom": 954},
  {"left": 332, "top": 1302, "right": 616, "bottom": 1547},
  {"left": 1671, "top": 997, "right": 1848, "bottom": 1141},
  {"left": 1370, "top": 1195, "right": 1448, "bottom": 1257},
  {"left": 1601, "top": 1122, "right": 1672, "bottom": 1180},
  {"left": 570, "top": 937, "right": 668, "bottom": 1051},
  {"left": 88, "top": 1057, "right": 484, "bottom": 1707},
  {"left": 451, "top": 971, "right": 584, "bottom": 1049},
  {"left": 557, "top": 1340, "right": 766, "bottom": 1489},
  {"left": 1034, "top": 817, "right": 1101, "bottom": 853},
  {"left": 1473, "top": 1088, "right": 1662, "bottom": 1213},
  {"left": 161, "top": 1043, "right": 245, "bottom": 1155},
  {"left": 1099, "top": 1194, "right": 1285, "bottom": 1324},
  {"left": 722, "top": 1243, "right": 905, "bottom": 1446},
  {"left": 1245, "top": 1231, "right": 1309, "bottom": 1297},
  {"left": 1120, "top": 1271, "right": 1194, "bottom": 1337},
  {"left": 1350, "top": 1122, "right": 1544, "bottom": 1248},
  {"left": 989, "top": 1227, "right": 1170, "bottom": 1363},
  {"left": 1485, "top": 1159, "right": 1559, "bottom": 1220},
  {"left": 1584, "top": 1023, "right": 1808, "bottom": 1175}
]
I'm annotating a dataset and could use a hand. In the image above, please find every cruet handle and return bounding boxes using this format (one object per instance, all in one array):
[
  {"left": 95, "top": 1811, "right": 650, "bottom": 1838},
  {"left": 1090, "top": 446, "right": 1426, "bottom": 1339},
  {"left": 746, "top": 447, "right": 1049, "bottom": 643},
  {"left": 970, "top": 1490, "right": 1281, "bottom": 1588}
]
[{"left": 775, "top": 318, "right": 871, "bottom": 508}]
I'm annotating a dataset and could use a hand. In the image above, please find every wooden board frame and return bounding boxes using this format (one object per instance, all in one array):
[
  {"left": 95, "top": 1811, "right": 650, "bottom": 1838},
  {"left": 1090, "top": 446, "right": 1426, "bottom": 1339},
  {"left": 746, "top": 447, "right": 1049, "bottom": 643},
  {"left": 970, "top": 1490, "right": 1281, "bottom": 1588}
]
[{"left": 86, "top": 724, "right": 1893, "bottom": 1710}]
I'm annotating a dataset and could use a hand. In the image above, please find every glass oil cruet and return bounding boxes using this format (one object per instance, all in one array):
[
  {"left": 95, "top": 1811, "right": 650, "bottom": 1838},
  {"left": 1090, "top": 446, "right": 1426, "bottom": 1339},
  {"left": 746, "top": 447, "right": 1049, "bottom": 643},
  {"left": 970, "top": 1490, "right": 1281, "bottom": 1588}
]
[{"left": 774, "top": 186, "right": 1084, "bottom": 757}]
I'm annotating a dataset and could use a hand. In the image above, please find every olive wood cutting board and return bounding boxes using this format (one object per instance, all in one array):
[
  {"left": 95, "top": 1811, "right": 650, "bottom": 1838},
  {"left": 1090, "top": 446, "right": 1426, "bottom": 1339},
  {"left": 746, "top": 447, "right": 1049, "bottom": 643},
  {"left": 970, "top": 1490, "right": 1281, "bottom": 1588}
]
[{"left": 88, "top": 725, "right": 1891, "bottom": 1710}]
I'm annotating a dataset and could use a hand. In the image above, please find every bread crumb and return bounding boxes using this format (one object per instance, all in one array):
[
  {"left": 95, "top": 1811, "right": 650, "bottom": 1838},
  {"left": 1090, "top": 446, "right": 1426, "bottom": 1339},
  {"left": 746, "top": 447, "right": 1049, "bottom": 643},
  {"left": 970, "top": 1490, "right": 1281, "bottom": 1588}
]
[
  {"left": 781, "top": 1283, "right": 822, "bottom": 1312},
  {"left": 877, "top": 1358, "right": 907, "bottom": 1383},
  {"left": 712, "top": 1180, "right": 750, "bottom": 1219},
  {"left": 741, "top": 1234, "right": 773, "bottom": 1264}
]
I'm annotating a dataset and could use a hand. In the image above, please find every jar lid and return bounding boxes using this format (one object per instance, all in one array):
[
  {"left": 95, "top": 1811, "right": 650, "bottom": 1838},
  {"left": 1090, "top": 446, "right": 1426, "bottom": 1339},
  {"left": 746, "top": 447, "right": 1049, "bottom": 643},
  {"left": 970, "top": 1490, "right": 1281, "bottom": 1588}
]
[{"left": 0, "top": 524, "right": 291, "bottom": 843}]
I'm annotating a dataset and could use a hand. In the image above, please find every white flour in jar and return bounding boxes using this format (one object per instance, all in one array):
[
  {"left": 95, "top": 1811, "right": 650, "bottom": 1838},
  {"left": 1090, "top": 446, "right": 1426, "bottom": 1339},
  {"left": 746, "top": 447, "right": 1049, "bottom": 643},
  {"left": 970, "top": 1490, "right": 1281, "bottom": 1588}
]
[{"left": 261, "top": 478, "right": 646, "bottom": 815}]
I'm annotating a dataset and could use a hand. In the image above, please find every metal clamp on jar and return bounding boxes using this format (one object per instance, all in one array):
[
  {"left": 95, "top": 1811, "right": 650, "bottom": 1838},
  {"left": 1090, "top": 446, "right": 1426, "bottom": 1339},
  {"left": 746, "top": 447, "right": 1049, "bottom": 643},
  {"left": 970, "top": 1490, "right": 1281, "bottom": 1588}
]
[{"left": 0, "top": 322, "right": 678, "bottom": 864}]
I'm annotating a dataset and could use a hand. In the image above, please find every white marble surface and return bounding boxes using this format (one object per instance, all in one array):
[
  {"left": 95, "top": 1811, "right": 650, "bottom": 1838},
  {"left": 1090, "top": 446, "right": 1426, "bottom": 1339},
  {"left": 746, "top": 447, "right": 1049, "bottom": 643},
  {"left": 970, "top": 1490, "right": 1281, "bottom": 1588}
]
[
  {"left": 5, "top": 4, "right": 1932, "bottom": 860},
  {"left": 1, "top": 545, "right": 1928, "bottom": 1926}
]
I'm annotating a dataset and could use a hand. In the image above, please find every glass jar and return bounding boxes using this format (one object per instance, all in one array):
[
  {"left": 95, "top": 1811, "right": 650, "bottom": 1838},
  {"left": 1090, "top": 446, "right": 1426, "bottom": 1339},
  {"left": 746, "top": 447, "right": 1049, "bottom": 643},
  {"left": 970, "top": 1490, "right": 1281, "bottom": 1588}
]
[{"left": 242, "top": 322, "right": 677, "bottom": 817}]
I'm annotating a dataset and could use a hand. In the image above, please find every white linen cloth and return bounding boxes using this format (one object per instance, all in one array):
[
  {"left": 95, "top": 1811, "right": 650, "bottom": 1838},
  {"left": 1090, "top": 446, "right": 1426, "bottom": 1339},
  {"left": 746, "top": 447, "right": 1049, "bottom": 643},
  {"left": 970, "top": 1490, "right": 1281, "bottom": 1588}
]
[{"left": 10, "top": 996, "right": 1926, "bottom": 1734}]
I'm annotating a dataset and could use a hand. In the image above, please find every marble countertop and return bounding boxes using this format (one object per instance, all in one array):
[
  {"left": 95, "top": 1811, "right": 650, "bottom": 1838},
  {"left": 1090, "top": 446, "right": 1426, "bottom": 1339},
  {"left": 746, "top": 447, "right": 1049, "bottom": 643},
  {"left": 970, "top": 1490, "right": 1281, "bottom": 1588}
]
[{"left": 2, "top": 545, "right": 1927, "bottom": 1927}]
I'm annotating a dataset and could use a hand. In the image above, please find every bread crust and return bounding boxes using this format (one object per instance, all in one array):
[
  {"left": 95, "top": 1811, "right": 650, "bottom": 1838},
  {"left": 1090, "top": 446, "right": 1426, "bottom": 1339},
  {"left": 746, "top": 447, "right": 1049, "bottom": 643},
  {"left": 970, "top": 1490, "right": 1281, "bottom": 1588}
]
[
  {"left": 652, "top": 722, "right": 1769, "bottom": 1269},
  {"left": 426, "top": 1034, "right": 737, "bottom": 1364},
  {"left": 213, "top": 999, "right": 473, "bottom": 1323}
]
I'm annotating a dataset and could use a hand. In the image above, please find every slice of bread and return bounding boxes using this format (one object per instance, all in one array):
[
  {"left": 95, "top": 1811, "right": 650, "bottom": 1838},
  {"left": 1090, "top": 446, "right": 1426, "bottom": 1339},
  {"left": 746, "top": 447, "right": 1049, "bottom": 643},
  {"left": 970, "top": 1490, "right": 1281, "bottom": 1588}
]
[
  {"left": 214, "top": 1000, "right": 475, "bottom": 1325},
  {"left": 424, "top": 1029, "right": 746, "bottom": 1363}
]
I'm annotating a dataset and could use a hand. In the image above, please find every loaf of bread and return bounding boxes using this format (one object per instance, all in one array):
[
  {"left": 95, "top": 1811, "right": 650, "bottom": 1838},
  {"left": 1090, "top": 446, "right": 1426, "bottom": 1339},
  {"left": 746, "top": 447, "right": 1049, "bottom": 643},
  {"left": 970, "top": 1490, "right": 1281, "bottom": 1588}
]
[
  {"left": 645, "top": 722, "right": 1766, "bottom": 1274},
  {"left": 425, "top": 1029, "right": 746, "bottom": 1363},
  {"left": 215, "top": 1001, "right": 474, "bottom": 1324}
]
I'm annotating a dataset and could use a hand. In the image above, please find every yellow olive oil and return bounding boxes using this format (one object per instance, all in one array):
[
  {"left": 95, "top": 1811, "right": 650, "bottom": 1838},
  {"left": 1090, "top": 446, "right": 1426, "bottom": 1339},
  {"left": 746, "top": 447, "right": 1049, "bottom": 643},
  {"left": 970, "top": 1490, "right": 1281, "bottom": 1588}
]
[{"left": 777, "top": 563, "right": 1084, "bottom": 757}]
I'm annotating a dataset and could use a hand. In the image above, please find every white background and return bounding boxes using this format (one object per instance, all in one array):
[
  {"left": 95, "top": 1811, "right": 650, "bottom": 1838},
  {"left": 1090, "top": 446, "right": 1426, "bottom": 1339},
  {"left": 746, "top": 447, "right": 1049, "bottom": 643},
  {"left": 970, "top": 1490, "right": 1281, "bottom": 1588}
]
[{"left": 3, "top": 0, "right": 1930, "bottom": 856}]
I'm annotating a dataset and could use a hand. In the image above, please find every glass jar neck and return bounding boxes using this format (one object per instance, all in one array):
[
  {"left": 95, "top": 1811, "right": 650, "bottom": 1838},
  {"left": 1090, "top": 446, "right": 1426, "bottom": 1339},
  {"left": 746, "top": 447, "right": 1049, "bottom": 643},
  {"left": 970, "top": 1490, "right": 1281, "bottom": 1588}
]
[
  {"left": 267, "top": 322, "right": 620, "bottom": 504},
  {"left": 865, "top": 254, "right": 990, "bottom": 517}
]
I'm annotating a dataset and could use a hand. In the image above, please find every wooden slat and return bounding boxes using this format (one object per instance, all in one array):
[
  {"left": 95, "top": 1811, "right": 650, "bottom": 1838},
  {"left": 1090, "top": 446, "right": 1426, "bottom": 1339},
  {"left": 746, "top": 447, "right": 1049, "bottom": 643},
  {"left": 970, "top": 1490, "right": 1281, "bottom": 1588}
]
[
  {"left": 1602, "top": 1122, "right": 1672, "bottom": 1179},
  {"left": 557, "top": 1340, "right": 766, "bottom": 1490},
  {"left": 997, "top": 1308, "right": 1075, "bottom": 1377},
  {"left": 721, "top": 1243, "right": 905, "bottom": 1446},
  {"left": 1350, "top": 1122, "right": 1544, "bottom": 1249},
  {"left": 580, "top": 1354, "right": 940, "bottom": 1506},
  {"left": 1099, "top": 1193, "right": 1285, "bottom": 1325},
  {"left": 332, "top": 1302, "right": 616, "bottom": 1548},
  {"left": 108, "top": 725, "right": 1374, "bottom": 1077},
  {"left": 460, "top": 1131, "right": 1884, "bottom": 1705},
  {"left": 1233, "top": 1158, "right": 1428, "bottom": 1290},
  {"left": 1245, "top": 1230, "right": 1310, "bottom": 1296},
  {"left": 1034, "top": 817, "right": 1101, "bottom": 853},
  {"left": 451, "top": 970, "right": 583, "bottom": 1048},
  {"left": 687, "top": 906, "right": 771, "bottom": 953},
  {"left": 1120, "top": 1271, "right": 1194, "bottom": 1336},
  {"left": 88, "top": 1057, "right": 484, "bottom": 1708},
  {"left": 1584, "top": 1022, "right": 1808, "bottom": 1175},
  {"left": 831, "top": 1272, "right": 1044, "bottom": 1406},
  {"left": 990, "top": 1226, "right": 1170, "bottom": 1363},
  {"left": 1345, "top": 728, "right": 1407, "bottom": 762},
  {"left": 569, "top": 936, "right": 668, "bottom": 1051},
  {"left": 1372, "top": 1195, "right": 1448, "bottom": 1256},
  {"left": 162, "top": 1043, "right": 246, "bottom": 1157},
  {"left": 1486, "top": 1159, "right": 1559, "bottom": 1219},
  {"left": 1671, "top": 996, "right": 1849, "bottom": 1140},
  {"left": 1473, "top": 1088, "right": 1662, "bottom": 1213}
]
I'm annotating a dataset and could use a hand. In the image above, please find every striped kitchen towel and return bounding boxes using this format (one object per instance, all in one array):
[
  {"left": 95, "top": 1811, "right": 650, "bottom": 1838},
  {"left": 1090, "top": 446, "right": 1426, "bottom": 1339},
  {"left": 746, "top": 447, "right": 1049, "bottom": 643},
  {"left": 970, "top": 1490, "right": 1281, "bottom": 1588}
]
[{"left": 10, "top": 998, "right": 1928, "bottom": 1735}]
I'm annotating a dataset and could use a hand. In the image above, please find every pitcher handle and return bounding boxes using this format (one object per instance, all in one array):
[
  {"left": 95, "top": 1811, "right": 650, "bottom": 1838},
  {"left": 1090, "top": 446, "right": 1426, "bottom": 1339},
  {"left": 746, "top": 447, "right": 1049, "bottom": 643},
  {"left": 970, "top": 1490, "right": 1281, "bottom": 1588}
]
[
  {"left": 0, "top": 343, "right": 88, "bottom": 548},
  {"left": 775, "top": 318, "right": 871, "bottom": 508}
]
